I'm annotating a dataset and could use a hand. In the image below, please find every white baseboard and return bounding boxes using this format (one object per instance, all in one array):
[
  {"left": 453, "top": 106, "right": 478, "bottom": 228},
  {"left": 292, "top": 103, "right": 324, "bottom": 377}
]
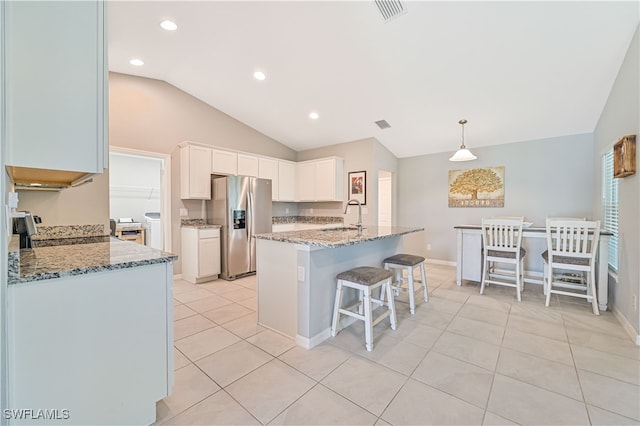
[
  {"left": 173, "top": 273, "right": 182, "bottom": 280},
  {"left": 611, "top": 306, "right": 640, "bottom": 346},
  {"left": 296, "top": 329, "right": 332, "bottom": 349},
  {"left": 296, "top": 317, "right": 358, "bottom": 349},
  {"left": 426, "top": 258, "right": 456, "bottom": 267}
]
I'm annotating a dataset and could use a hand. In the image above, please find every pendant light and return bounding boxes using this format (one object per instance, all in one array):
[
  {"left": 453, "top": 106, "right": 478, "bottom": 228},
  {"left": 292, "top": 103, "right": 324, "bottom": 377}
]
[{"left": 449, "top": 119, "right": 477, "bottom": 161}]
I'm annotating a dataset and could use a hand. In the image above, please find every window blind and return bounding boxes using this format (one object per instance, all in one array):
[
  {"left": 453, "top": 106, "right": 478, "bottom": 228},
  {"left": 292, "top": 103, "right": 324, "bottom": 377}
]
[{"left": 602, "top": 150, "right": 619, "bottom": 270}]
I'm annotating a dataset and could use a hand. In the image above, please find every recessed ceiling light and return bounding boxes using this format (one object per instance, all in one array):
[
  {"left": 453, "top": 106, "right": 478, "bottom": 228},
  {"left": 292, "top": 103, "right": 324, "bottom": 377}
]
[
  {"left": 309, "top": 112, "right": 319, "bottom": 120},
  {"left": 129, "top": 58, "right": 144, "bottom": 66},
  {"left": 160, "top": 20, "right": 178, "bottom": 31},
  {"left": 253, "top": 71, "right": 266, "bottom": 81}
]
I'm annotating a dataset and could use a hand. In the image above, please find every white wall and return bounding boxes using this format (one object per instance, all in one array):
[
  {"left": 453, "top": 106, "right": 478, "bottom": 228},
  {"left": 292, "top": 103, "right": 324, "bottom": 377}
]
[
  {"left": 109, "top": 152, "right": 162, "bottom": 223},
  {"left": 109, "top": 72, "right": 297, "bottom": 274},
  {"left": 593, "top": 25, "right": 639, "bottom": 338},
  {"left": 397, "top": 133, "right": 595, "bottom": 266},
  {"left": 296, "top": 137, "right": 399, "bottom": 227}
]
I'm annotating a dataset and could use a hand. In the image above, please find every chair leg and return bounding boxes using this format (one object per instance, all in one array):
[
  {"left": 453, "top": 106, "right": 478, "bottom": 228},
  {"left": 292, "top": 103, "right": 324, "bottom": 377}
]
[
  {"left": 545, "top": 267, "right": 552, "bottom": 307},
  {"left": 331, "top": 281, "right": 343, "bottom": 336},
  {"left": 407, "top": 265, "right": 416, "bottom": 315},
  {"left": 480, "top": 252, "right": 488, "bottom": 295},
  {"left": 520, "top": 258, "right": 525, "bottom": 293},
  {"left": 543, "top": 262, "right": 549, "bottom": 295},
  {"left": 589, "top": 268, "right": 599, "bottom": 316},
  {"left": 420, "top": 262, "right": 428, "bottom": 302},
  {"left": 515, "top": 258, "right": 521, "bottom": 302},
  {"left": 363, "top": 289, "right": 373, "bottom": 351},
  {"left": 385, "top": 280, "right": 397, "bottom": 331}
]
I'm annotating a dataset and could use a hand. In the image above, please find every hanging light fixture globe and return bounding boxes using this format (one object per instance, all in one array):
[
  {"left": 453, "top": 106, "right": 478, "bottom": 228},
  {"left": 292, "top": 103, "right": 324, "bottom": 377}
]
[{"left": 449, "top": 119, "right": 477, "bottom": 161}]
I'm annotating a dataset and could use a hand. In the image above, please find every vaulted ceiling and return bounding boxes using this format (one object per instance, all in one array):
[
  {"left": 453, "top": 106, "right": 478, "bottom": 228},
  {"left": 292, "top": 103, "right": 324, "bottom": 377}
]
[{"left": 108, "top": 1, "right": 639, "bottom": 158}]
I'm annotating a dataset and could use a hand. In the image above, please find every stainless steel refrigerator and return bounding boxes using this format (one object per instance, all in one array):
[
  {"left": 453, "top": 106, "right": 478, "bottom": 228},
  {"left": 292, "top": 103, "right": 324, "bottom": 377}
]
[{"left": 208, "top": 175, "right": 272, "bottom": 280}]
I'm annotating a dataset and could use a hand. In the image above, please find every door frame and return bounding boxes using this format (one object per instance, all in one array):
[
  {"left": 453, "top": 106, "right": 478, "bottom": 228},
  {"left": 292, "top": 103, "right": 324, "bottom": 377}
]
[{"left": 109, "top": 146, "right": 172, "bottom": 252}]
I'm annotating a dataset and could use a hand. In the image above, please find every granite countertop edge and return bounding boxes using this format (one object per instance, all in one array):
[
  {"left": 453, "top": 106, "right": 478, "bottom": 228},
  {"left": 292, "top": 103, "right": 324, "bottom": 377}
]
[
  {"left": 8, "top": 236, "right": 178, "bottom": 286},
  {"left": 255, "top": 227, "right": 424, "bottom": 248}
]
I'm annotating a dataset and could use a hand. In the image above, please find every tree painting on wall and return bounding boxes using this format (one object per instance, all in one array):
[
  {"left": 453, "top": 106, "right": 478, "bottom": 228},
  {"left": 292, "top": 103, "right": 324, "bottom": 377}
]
[{"left": 448, "top": 166, "right": 505, "bottom": 207}]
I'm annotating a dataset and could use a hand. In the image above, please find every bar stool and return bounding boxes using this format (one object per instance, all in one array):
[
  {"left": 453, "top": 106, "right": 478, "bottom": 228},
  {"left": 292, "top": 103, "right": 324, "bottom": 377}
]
[
  {"left": 383, "top": 254, "right": 428, "bottom": 315},
  {"left": 331, "top": 266, "right": 397, "bottom": 351}
]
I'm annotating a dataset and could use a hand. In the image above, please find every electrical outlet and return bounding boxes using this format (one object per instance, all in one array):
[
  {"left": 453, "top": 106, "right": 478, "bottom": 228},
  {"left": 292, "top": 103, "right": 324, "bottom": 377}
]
[
  {"left": 180, "top": 208, "right": 188, "bottom": 217},
  {"left": 427, "top": 243, "right": 432, "bottom": 251},
  {"left": 310, "top": 208, "right": 314, "bottom": 214},
  {"left": 633, "top": 295, "right": 638, "bottom": 312},
  {"left": 297, "top": 266, "right": 305, "bottom": 281},
  {"left": 285, "top": 207, "right": 290, "bottom": 214}
]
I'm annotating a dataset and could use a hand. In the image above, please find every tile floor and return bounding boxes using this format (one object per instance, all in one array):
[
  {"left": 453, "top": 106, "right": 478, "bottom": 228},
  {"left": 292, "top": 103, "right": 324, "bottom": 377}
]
[{"left": 155, "top": 264, "right": 640, "bottom": 425}]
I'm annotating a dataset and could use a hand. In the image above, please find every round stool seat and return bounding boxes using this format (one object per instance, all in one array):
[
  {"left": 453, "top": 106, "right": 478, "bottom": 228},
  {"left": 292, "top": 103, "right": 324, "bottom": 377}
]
[
  {"left": 336, "top": 266, "right": 393, "bottom": 286},
  {"left": 383, "top": 254, "right": 425, "bottom": 267}
]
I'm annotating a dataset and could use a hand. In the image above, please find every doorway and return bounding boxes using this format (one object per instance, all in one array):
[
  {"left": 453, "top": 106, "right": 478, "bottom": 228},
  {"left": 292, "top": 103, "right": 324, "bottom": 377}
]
[
  {"left": 109, "top": 147, "right": 172, "bottom": 252},
  {"left": 378, "top": 170, "right": 393, "bottom": 227}
]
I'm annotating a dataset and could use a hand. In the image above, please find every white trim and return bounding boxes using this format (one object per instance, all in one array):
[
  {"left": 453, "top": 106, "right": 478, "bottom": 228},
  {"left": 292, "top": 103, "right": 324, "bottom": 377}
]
[
  {"left": 295, "top": 329, "right": 332, "bottom": 350},
  {"left": 173, "top": 274, "right": 182, "bottom": 280},
  {"left": 109, "top": 146, "right": 172, "bottom": 253},
  {"left": 427, "top": 258, "right": 455, "bottom": 267},
  {"left": 612, "top": 305, "right": 640, "bottom": 346}
]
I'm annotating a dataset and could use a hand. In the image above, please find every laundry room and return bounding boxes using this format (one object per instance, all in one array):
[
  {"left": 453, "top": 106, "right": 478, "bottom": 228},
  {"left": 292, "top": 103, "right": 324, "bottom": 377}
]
[{"left": 109, "top": 150, "right": 165, "bottom": 250}]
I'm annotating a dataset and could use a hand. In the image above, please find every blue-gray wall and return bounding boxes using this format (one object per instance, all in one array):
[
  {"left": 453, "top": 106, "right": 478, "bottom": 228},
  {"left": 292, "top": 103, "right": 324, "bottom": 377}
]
[
  {"left": 593, "top": 25, "right": 639, "bottom": 339},
  {"left": 397, "top": 133, "right": 595, "bottom": 268}
]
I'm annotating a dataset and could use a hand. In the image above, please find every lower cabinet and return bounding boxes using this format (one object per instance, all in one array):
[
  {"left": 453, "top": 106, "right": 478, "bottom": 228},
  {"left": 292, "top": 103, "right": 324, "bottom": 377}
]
[
  {"left": 7, "top": 262, "right": 174, "bottom": 426},
  {"left": 182, "top": 227, "right": 221, "bottom": 283}
]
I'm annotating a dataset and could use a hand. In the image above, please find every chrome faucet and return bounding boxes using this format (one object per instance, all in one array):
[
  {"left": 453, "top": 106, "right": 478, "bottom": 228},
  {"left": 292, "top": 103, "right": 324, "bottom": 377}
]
[{"left": 344, "top": 199, "right": 363, "bottom": 236}]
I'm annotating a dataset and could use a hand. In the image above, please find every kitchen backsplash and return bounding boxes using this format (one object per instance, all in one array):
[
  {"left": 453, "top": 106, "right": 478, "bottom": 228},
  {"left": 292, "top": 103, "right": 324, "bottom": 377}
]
[
  {"left": 31, "top": 224, "right": 108, "bottom": 240},
  {"left": 272, "top": 216, "right": 343, "bottom": 224}
]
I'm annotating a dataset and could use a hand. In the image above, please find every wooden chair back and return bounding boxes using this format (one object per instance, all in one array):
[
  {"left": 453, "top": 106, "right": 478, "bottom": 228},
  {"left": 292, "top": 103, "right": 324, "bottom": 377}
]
[
  {"left": 545, "top": 219, "right": 601, "bottom": 263},
  {"left": 481, "top": 217, "right": 524, "bottom": 255}
]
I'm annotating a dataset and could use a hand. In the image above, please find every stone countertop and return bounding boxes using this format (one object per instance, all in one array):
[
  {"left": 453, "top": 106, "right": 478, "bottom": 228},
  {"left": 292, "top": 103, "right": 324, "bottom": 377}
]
[
  {"left": 272, "top": 216, "right": 343, "bottom": 225},
  {"left": 8, "top": 236, "right": 178, "bottom": 285},
  {"left": 254, "top": 226, "right": 424, "bottom": 248},
  {"left": 180, "top": 219, "right": 221, "bottom": 229}
]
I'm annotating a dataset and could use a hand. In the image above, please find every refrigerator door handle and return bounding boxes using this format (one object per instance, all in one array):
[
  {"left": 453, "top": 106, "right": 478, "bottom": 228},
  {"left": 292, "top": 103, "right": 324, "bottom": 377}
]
[{"left": 247, "top": 187, "right": 253, "bottom": 261}]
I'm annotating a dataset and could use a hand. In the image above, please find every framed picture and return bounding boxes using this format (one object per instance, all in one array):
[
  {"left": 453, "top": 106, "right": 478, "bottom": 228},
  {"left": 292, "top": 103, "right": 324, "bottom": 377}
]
[
  {"left": 448, "top": 166, "right": 505, "bottom": 207},
  {"left": 348, "top": 171, "right": 366, "bottom": 205}
]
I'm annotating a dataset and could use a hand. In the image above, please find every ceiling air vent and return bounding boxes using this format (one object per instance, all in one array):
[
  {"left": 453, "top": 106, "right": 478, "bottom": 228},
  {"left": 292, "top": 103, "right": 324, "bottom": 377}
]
[
  {"left": 374, "top": 0, "right": 407, "bottom": 22},
  {"left": 375, "top": 119, "right": 391, "bottom": 130}
]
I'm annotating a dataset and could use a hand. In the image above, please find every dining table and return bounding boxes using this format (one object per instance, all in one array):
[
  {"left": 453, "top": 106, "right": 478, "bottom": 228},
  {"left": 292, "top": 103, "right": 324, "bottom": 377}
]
[{"left": 454, "top": 224, "right": 612, "bottom": 311}]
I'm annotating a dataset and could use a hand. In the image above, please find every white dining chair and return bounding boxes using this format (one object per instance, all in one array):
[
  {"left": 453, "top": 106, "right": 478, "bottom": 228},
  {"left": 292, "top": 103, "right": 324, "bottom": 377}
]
[
  {"left": 480, "top": 217, "right": 526, "bottom": 302},
  {"left": 542, "top": 219, "right": 601, "bottom": 315}
]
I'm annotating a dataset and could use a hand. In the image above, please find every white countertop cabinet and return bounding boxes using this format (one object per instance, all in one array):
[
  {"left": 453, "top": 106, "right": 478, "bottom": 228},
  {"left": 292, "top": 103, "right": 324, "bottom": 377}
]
[
  {"left": 4, "top": 1, "right": 108, "bottom": 173},
  {"left": 181, "top": 227, "right": 221, "bottom": 283}
]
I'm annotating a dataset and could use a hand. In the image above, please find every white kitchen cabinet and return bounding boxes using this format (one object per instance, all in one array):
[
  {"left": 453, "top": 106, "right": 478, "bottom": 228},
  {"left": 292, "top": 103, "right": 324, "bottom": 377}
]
[
  {"left": 296, "top": 162, "right": 316, "bottom": 201},
  {"left": 259, "top": 157, "right": 279, "bottom": 200},
  {"left": 212, "top": 149, "right": 238, "bottom": 175},
  {"left": 315, "top": 157, "right": 344, "bottom": 201},
  {"left": 182, "top": 227, "right": 221, "bottom": 283},
  {"left": 180, "top": 144, "right": 213, "bottom": 199},
  {"left": 8, "top": 262, "right": 173, "bottom": 425},
  {"left": 278, "top": 161, "right": 296, "bottom": 202},
  {"left": 237, "top": 154, "right": 259, "bottom": 177},
  {"left": 295, "top": 157, "right": 344, "bottom": 202},
  {"left": 4, "top": 1, "right": 108, "bottom": 174}
]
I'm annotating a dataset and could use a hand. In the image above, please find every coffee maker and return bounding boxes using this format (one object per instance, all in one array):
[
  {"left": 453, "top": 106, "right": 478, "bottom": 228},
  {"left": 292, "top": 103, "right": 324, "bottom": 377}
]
[{"left": 13, "top": 212, "right": 40, "bottom": 248}]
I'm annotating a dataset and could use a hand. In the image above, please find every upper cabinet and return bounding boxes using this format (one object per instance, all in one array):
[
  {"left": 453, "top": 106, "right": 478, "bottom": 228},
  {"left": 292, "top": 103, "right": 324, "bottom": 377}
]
[
  {"left": 180, "top": 144, "right": 212, "bottom": 199},
  {"left": 4, "top": 1, "right": 108, "bottom": 174},
  {"left": 237, "top": 154, "right": 259, "bottom": 177},
  {"left": 296, "top": 157, "right": 344, "bottom": 202},
  {"left": 180, "top": 142, "right": 343, "bottom": 203},
  {"left": 277, "top": 161, "right": 296, "bottom": 202},
  {"left": 212, "top": 149, "right": 238, "bottom": 175},
  {"left": 258, "top": 158, "right": 279, "bottom": 200}
]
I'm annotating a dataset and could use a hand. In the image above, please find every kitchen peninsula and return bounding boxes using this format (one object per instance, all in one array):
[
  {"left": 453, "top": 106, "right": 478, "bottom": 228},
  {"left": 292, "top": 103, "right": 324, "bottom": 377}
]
[
  {"left": 254, "top": 226, "right": 423, "bottom": 349},
  {"left": 7, "top": 233, "right": 177, "bottom": 425}
]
